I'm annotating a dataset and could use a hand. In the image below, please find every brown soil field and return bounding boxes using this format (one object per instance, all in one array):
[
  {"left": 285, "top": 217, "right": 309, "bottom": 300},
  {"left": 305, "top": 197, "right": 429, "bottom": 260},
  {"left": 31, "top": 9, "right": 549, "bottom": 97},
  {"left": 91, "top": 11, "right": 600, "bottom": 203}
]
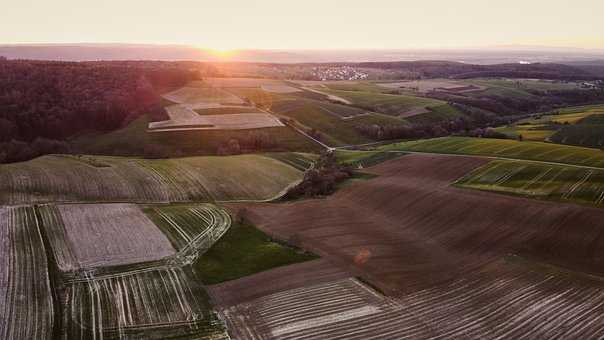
[
  {"left": 223, "top": 153, "right": 604, "bottom": 338},
  {"left": 219, "top": 262, "right": 604, "bottom": 339},
  {"left": 208, "top": 259, "right": 350, "bottom": 308},
  {"left": 233, "top": 154, "right": 604, "bottom": 292}
]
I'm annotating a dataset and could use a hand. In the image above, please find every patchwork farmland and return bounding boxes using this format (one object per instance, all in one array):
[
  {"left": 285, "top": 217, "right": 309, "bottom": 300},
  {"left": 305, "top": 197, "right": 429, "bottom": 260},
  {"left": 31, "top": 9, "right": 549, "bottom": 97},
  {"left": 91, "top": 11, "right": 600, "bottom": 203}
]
[
  {"left": 314, "top": 86, "right": 456, "bottom": 117},
  {"left": 222, "top": 153, "right": 604, "bottom": 338},
  {"left": 0, "top": 153, "right": 307, "bottom": 205},
  {"left": 495, "top": 104, "right": 604, "bottom": 143},
  {"left": 217, "top": 265, "right": 604, "bottom": 339},
  {"left": 35, "top": 202, "right": 233, "bottom": 339},
  {"left": 150, "top": 83, "right": 285, "bottom": 132},
  {"left": 3, "top": 68, "right": 604, "bottom": 340}
]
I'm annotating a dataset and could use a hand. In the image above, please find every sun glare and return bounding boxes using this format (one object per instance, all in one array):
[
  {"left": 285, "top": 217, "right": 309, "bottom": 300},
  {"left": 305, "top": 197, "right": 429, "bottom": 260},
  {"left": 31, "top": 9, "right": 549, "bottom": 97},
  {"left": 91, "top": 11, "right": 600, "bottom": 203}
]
[{"left": 206, "top": 47, "right": 237, "bottom": 58}]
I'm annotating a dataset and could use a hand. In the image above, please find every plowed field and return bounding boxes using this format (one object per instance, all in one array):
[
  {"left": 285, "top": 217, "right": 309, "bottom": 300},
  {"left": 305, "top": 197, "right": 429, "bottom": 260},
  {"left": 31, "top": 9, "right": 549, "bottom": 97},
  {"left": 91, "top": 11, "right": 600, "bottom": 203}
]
[{"left": 224, "top": 153, "right": 604, "bottom": 338}]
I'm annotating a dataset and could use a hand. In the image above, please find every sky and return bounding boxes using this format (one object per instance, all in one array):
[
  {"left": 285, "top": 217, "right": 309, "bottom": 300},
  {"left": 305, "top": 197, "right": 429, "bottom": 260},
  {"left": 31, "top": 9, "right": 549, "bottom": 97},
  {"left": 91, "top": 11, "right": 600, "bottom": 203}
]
[{"left": 2, "top": 0, "right": 603, "bottom": 50}]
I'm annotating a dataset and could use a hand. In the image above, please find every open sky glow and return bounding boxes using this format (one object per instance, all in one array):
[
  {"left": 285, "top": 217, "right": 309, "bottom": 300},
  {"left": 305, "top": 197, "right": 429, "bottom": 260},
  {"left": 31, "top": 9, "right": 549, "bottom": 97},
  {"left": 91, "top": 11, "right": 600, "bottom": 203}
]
[{"left": 2, "top": 0, "right": 603, "bottom": 50}]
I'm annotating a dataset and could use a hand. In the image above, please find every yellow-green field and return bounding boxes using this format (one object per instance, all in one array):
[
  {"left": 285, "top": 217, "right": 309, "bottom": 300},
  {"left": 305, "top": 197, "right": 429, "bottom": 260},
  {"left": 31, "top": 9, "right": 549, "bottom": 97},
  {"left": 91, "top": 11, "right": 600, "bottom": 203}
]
[
  {"left": 380, "top": 137, "right": 604, "bottom": 168},
  {"left": 457, "top": 160, "right": 604, "bottom": 206}
]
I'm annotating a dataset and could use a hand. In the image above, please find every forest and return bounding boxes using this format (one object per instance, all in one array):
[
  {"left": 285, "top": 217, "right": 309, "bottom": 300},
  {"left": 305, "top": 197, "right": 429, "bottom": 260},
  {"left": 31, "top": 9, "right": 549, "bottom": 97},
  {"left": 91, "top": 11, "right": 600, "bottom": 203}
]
[{"left": 0, "top": 59, "right": 196, "bottom": 163}]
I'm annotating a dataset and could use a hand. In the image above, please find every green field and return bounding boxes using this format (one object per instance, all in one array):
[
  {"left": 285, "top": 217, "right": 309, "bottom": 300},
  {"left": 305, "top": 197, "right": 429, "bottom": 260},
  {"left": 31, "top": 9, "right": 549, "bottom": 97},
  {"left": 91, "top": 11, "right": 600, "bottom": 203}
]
[
  {"left": 380, "top": 137, "right": 604, "bottom": 168},
  {"left": 0, "top": 153, "right": 308, "bottom": 205},
  {"left": 336, "top": 150, "right": 407, "bottom": 168},
  {"left": 457, "top": 160, "right": 604, "bottom": 206},
  {"left": 550, "top": 124, "right": 604, "bottom": 149},
  {"left": 271, "top": 99, "right": 379, "bottom": 146},
  {"left": 461, "top": 78, "right": 579, "bottom": 99},
  {"left": 323, "top": 82, "right": 394, "bottom": 93},
  {"left": 406, "top": 104, "right": 466, "bottom": 124},
  {"left": 73, "top": 114, "right": 318, "bottom": 156},
  {"left": 265, "top": 152, "right": 318, "bottom": 171},
  {"left": 318, "top": 87, "right": 453, "bottom": 116},
  {"left": 194, "top": 222, "right": 318, "bottom": 284}
]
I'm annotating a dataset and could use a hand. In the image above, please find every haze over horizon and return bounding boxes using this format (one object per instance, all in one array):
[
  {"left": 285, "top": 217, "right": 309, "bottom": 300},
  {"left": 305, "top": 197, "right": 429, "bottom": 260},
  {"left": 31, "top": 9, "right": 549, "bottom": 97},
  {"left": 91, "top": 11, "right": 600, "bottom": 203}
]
[{"left": 3, "top": 0, "right": 603, "bottom": 51}]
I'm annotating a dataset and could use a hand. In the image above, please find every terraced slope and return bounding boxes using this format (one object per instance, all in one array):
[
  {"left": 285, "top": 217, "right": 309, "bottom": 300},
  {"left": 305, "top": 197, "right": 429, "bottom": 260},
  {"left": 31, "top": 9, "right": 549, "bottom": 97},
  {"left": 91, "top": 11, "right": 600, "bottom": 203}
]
[
  {"left": 0, "top": 154, "right": 306, "bottom": 205},
  {"left": 0, "top": 206, "right": 54, "bottom": 340},
  {"left": 381, "top": 136, "right": 604, "bottom": 167}
]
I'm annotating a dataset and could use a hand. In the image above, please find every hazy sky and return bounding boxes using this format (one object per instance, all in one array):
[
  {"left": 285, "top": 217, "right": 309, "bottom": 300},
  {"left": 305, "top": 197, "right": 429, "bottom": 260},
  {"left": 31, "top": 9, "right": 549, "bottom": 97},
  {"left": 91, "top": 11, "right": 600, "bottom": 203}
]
[{"left": 2, "top": 0, "right": 603, "bottom": 50}]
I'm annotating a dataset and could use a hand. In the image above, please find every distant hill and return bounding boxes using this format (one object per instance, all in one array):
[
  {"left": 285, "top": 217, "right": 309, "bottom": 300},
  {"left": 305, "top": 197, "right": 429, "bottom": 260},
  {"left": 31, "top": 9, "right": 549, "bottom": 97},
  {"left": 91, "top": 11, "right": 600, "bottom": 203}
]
[
  {"left": 2, "top": 43, "right": 604, "bottom": 65},
  {"left": 565, "top": 60, "right": 604, "bottom": 77},
  {"left": 351, "top": 61, "right": 600, "bottom": 80}
]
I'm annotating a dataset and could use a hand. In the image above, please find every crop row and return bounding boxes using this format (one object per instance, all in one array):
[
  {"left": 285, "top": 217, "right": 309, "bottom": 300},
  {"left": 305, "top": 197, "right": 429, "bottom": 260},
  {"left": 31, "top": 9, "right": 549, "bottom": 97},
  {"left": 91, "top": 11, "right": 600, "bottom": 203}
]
[
  {"left": 0, "top": 206, "right": 54, "bottom": 340},
  {"left": 458, "top": 160, "right": 604, "bottom": 206},
  {"left": 224, "top": 265, "right": 604, "bottom": 339},
  {"left": 64, "top": 267, "right": 224, "bottom": 340},
  {"left": 381, "top": 136, "right": 604, "bottom": 168},
  {"left": 144, "top": 203, "right": 232, "bottom": 262},
  {"left": 0, "top": 153, "right": 304, "bottom": 205},
  {"left": 39, "top": 204, "right": 175, "bottom": 272}
]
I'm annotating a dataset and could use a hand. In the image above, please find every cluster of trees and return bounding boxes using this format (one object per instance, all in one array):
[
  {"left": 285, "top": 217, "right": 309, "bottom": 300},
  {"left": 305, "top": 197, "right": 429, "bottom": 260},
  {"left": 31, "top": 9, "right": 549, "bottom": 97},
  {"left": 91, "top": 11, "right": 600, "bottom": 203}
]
[
  {"left": 0, "top": 59, "right": 196, "bottom": 163},
  {"left": 216, "top": 131, "right": 277, "bottom": 155},
  {"left": 0, "top": 138, "right": 71, "bottom": 163},
  {"left": 355, "top": 111, "right": 506, "bottom": 141},
  {"left": 285, "top": 152, "right": 353, "bottom": 199}
]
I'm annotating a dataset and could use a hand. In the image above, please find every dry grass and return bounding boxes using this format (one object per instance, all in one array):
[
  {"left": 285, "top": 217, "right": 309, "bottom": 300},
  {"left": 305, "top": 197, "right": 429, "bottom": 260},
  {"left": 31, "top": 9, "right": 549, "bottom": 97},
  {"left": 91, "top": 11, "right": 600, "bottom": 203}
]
[
  {"left": 163, "top": 86, "right": 244, "bottom": 105},
  {"left": 41, "top": 204, "right": 175, "bottom": 271},
  {"left": 149, "top": 113, "right": 284, "bottom": 131},
  {"left": 201, "top": 77, "right": 283, "bottom": 88}
]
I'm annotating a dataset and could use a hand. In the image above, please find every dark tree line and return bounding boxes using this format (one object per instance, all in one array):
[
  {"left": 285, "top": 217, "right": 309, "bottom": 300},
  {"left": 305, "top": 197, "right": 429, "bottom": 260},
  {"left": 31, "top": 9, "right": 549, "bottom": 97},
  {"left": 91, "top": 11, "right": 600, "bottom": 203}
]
[
  {"left": 429, "top": 88, "right": 604, "bottom": 116},
  {"left": 355, "top": 105, "right": 513, "bottom": 141},
  {"left": 0, "top": 59, "right": 196, "bottom": 163},
  {"left": 352, "top": 61, "right": 599, "bottom": 80}
]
